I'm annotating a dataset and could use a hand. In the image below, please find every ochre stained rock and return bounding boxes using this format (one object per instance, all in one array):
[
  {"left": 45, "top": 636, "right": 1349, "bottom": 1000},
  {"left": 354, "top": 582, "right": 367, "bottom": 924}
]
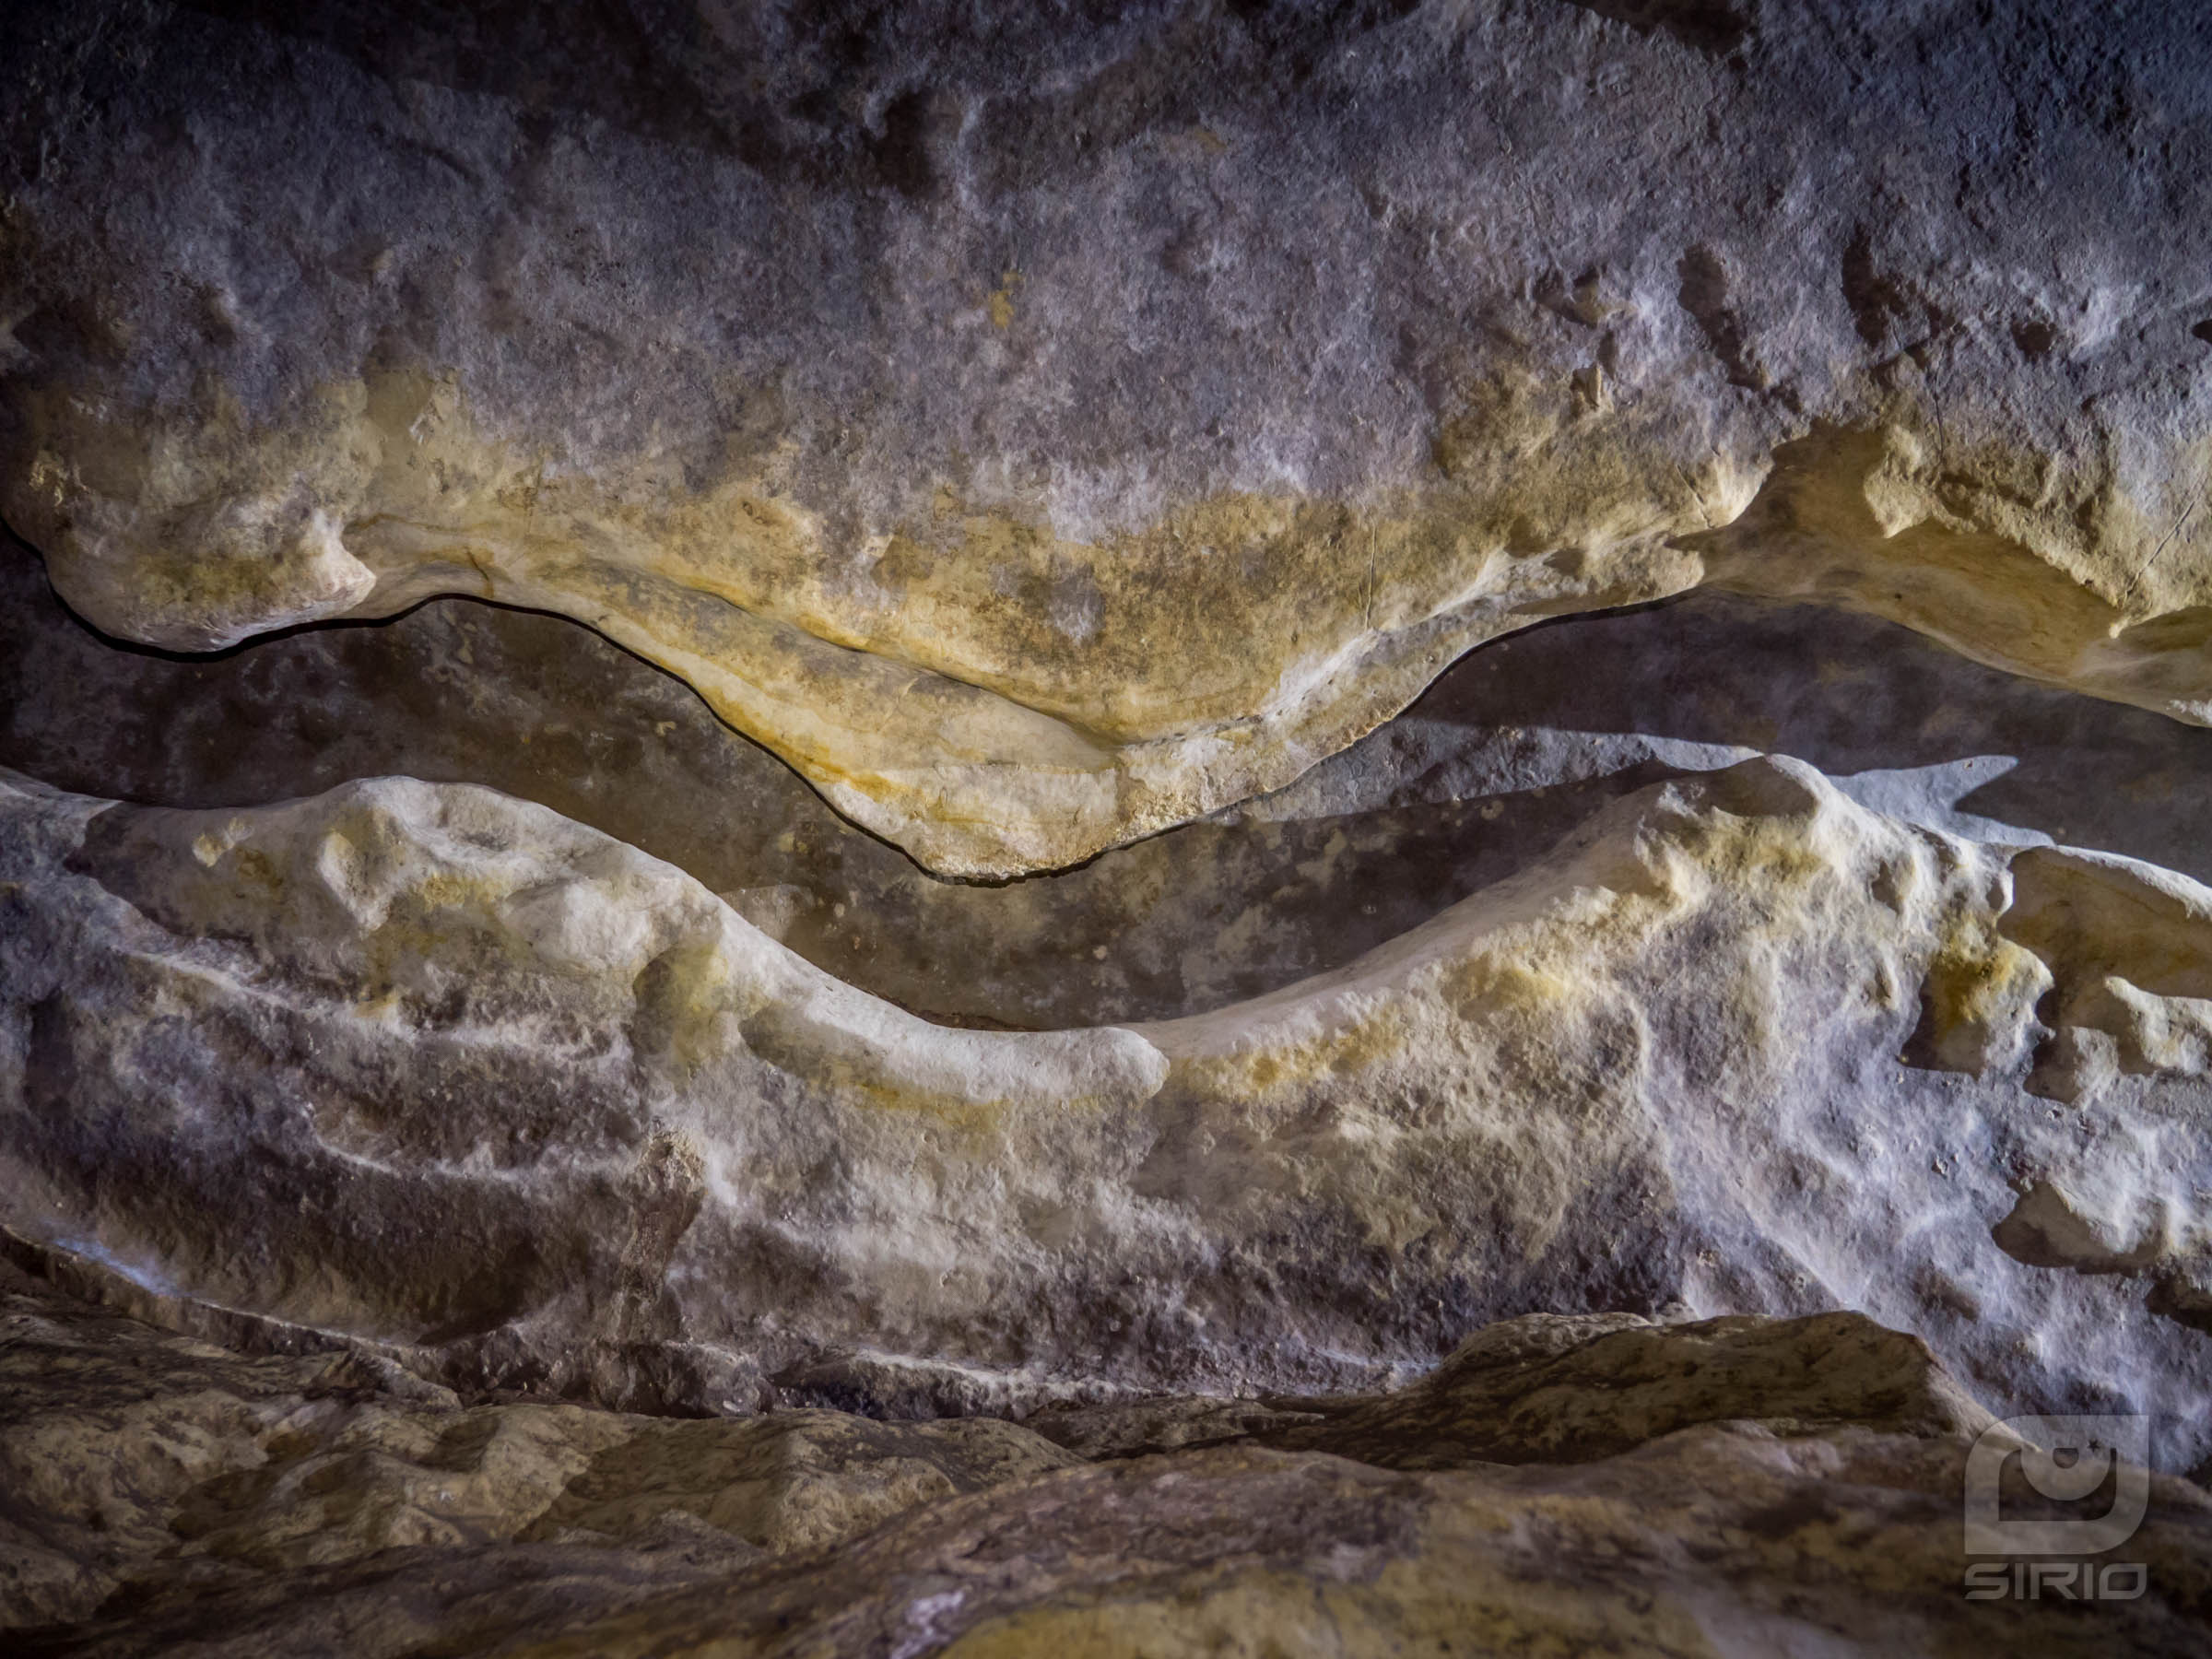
[
  {"left": 5, "top": 3, "right": 2212, "bottom": 872},
  {"left": 12, "top": 7, "right": 2212, "bottom": 1654},
  {"left": 15, "top": 527, "right": 2212, "bottom": 1033}
]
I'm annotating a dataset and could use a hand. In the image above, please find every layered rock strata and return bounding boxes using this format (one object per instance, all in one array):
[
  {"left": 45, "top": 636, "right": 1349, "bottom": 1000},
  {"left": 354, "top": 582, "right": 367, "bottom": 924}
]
[
  {"left": 6, "top": 1, "right": 2212, "bottom": 873},
  {"left": 16, "top": 528, "right": 2212, "bottom": 1032},
  {"left": 7, "top": 4, "right": 2212, "bottom": 1651},
  {"left": 10, "top": 1264, "right": 2211, "bottom": 1655}
]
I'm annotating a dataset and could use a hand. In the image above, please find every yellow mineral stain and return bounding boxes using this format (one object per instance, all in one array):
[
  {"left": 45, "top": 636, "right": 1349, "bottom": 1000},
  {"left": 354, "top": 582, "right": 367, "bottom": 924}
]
[
  {"left": 34, "top": 352, "right": 2212, "bottom": 879},
  {"left": 987, "top": 269, "right": 1020, "bottom": 330}
]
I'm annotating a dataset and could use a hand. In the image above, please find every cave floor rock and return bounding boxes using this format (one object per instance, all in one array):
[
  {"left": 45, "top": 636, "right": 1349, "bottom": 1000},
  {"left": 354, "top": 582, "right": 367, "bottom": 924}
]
[{"left": 9, "top": 1261, "right": 2210, "bottom": 1656}]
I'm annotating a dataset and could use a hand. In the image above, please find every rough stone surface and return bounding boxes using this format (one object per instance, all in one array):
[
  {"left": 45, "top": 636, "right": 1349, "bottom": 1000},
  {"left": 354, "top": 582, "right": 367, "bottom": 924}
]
[
  {"left": 16, "top": 525, "right": 2212, "bottom": 1031},
  {"left": 12, "top": 1267, "right": 2212, "bottom": 1656},
  {"left": 7, "top": 748, "right": 2212, "bottom": 1470},
  {"left": 10, "top": 6, "right": 2212, "bottom": 1652},
  {"left": 0, "top": 1257, "right": 1074, "bottom": 1633},
  {"left": 6, "top": 2, "right": 2212, "bottom": 874}
]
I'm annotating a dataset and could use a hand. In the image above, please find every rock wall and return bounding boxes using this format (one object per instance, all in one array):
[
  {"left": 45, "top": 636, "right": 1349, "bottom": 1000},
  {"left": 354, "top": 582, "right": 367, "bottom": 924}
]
[
  {"left": 6, "top": 0, "right": 2212, "bottom": 874},
  {"left": 6, "top": 2, "right": 2212, "bottom": 1653},
  {"left": 11, "top": 1265, "right": 2212, "bottom": 1654}
]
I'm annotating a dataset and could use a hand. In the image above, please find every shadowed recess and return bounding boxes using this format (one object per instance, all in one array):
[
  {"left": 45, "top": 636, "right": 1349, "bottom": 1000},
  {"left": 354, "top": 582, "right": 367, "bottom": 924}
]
[{"left": 8, "top": 527, "right": 2212, "bottom": 1030}]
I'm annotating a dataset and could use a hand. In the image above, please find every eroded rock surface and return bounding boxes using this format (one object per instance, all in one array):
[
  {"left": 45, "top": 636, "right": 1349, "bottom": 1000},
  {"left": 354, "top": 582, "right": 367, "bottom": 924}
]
[
  {"left": 11, "top": 1267, "right": 2212, "bottom": 1656},
  {"left": 7, "top": 748, "right": 2212, "bottom": 1467},
  {"left": 15, "top": 527, "right": 2212, "bottom": 1030},
  {"left": 9, "top": 5, "right": 2212, "bottom": 1653},
  {"left": 0, "top": 1256, "right": 1077, "bottom": 1633},
  {"left": 6, "top": 2, "right": 2212, "bottom": 873}
]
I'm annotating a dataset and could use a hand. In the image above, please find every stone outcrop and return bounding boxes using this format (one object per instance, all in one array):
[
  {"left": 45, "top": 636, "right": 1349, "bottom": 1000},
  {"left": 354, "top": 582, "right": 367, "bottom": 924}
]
[
  {"left": 6, "top": 1, "right": 2212, "bottom": 873},
  {"left": 0, "top": 1257, "right": 1076, "bottom": 1633},
  {"left": 11, "top": 1265, "right": 2212, "bottom": 1656},
  {"left": 8, "top": 5, "right": 2212, "bottom": 1653},
  {"left": 15, "top": 525, "right": 2212, "bottom": 1032},
  {"left": 8, "top": 744, "right": 2212, "bottom": 1471}
]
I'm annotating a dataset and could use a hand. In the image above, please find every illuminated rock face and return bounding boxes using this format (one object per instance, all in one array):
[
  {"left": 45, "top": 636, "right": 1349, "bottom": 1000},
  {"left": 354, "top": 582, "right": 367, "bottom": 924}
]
[
  {"left": 17, "top": 529, "right": 2212, "bottom": 1032},
  {"left": 8, "top": 4, "right": 2212, "bottom": 1652},
  {"left": 6, "top": 0, "right": 2212, "bottom": 874},
  {"left": 9, "top": 751, "right": 2212, "bottom": 1472}
]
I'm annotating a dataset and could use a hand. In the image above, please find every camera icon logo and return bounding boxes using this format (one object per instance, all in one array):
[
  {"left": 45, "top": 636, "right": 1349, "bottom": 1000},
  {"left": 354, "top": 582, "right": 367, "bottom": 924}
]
[{"left": 1963, "top": 1415, "right": 2150, "bottom": 1556}]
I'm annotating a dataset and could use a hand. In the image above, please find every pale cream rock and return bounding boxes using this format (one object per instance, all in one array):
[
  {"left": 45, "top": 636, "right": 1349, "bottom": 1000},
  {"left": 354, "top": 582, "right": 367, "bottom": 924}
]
[{"left": 6, "top": 754, "right": 2212, "bottom": 1462}]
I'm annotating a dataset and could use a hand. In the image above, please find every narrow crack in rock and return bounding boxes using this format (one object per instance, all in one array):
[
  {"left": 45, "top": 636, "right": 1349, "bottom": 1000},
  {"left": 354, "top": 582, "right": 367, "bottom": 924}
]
[{"left": 16, "top": 528, "right": 2212, "bottom": 1032}]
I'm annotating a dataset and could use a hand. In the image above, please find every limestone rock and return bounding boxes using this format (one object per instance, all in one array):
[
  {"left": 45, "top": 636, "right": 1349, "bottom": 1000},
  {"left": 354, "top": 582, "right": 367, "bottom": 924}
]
[
  {"left": 490, "top": 1433, "right": 2212, "bottom": 1659},
  {"left": 7, "top": 746, "right": 2212, "bottom": 1464},
  {"left": 1028, "top": 1306, "right": 1997, "bottom": 1465},
  {"left": 16, "top": 526, "right": 2212, "bottom": 1033},
  {"left": 11, "top": 1272, "right": 2212, "bottom": 1657},
  {"left": 12, "top": 6, "right": 2212, "bottom": 1651},
  {"left": 1267, "top": 1308, "right": 1998, "bottom": 1468},
  {"left": 0, "top": 1257, "right": 1076, "bottom": 1633},
  {"left": 6, "top": 2, "right": 2212, "bottom": 873}
]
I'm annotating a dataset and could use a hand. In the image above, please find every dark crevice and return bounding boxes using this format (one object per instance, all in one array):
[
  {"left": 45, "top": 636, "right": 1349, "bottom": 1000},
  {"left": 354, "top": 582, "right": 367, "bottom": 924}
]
[
  {"left": 1561, "top": 1, "right": 1756, "bottom": 57},
  {"left": 13, "top": 524, "right": 2212, "bottom": 1034},
  {"left": 1676, "top": 244, "right": 1770, "bottom": 391}
]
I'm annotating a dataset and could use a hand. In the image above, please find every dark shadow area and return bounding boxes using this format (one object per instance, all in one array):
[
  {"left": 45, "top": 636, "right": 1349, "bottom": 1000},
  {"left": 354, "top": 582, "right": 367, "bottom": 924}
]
[
  {"left": 1560, "top": 0, "right": 1755, "bottom": 56},
  {"left": 164, "top": 0, "right": 1234, "bottom": 186},
  {"left": 9, "top": 524, "right": 2212, "bottom": 1029},
  {"left": 1412, "top": 590, "right": 2212, "bottom": 887},
  {"left": 152, "top": 0, "right": 1451, "bottom": 201}
]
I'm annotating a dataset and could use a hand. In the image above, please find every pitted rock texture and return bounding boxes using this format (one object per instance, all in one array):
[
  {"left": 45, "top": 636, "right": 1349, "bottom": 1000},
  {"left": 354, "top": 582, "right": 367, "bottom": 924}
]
[
  {"left": 6, "top": 2, "right": 2212, "bottom": 874},
  {"left": 8, "top": 752, "right": 2212, "bottom": 1467},
  {"left": 11, "top": 6, "right": 2212, "bottom": 1653},
  {"left": 12, "top": 1266, "right": 2212, "bottom": 1656}
]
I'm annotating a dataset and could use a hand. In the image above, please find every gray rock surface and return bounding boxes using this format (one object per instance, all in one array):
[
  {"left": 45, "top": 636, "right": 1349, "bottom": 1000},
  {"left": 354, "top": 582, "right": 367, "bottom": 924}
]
[
  {"left": 0, "top": 1255, "right": 1073, "bottom": 1632},
  {"left": 6, "top": 1, "right": 2212, "bottom": 872},
  {"left": 13, "top": 1265, "right": 2212, "bottom": 1656},
  {"left": 8, "top": 6, "right": 2212, "bottom": 1652}
]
